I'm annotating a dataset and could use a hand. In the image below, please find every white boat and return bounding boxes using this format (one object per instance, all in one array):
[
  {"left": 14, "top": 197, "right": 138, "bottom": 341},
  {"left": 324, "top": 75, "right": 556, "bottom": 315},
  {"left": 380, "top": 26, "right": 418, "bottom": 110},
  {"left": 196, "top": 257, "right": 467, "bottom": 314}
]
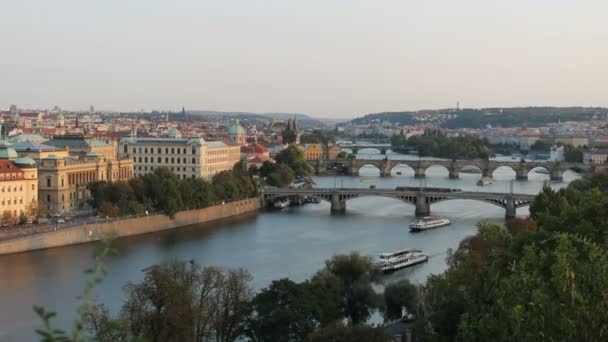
[
  {"left": 477, "top": 177, "right": 493, "bottom": 186},
  {"left": 375, "top": 248, "right": 429, "bottom": 273},
  {"left": 409, "top": 216, "right": 451, "bottom": 232},
  {"left": 274, "top": 199, "right": 291, "bottom": 208}
]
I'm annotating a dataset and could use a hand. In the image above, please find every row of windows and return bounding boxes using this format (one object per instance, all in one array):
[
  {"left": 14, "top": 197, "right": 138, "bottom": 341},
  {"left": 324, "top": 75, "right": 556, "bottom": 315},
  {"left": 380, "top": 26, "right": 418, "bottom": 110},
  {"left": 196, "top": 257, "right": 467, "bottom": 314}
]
[
  {"left": 1, "top": 185, "right": 32, "bottom": 192},
  {"left": 126, "top": 146, "right": 197, "bottom": 155},
  {"left": 137, "top": 166, "right": 197, "bottom": 173},
  {"left": 135, "top": 157, "right": 198, "bottom": 165},
  {"left": 0, "top": 173, "right": 23, "bottom": 181},
  {"left": 1, "top": 197, "right": 23, "bottom": 205}
]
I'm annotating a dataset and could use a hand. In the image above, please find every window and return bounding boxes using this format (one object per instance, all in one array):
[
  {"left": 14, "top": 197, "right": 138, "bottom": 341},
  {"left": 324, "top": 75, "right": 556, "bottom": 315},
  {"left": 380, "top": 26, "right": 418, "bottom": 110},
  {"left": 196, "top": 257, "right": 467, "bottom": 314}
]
[
  {"left": 144, "top": 157, "right": 148, "bottom": 163},
  {"left": 165, "top": 157, "right": 168, "bottom": 163},
  {"left": 31, "top": 184, "right": 35, "bottom": 191},
  {"left": 47, "top": 177, "right": 51, "bottom": 188},
  {"left": 133, "top": 157, "right": 136, "bottom": 162},
  {"left": 138, "top": 147, "right": 142, "bottom": 153},
  {"left": 138, "top": 157, "right": 142, "bottom": 162},
  {"left": 165, "top": 148, "right": 169, "bottom": 154},
  {"left": 192, "top": 147, "right": 196, "bottom": 154},
  {"left": 192, "top": 158, "right": 196, "bottom": 164},
  {"left": 171, "top": 148, "right": 175, "bottom": 154},
  {"left": 158, "top": 157, "right": 161, "bottom": 163},
  {"left": 177, "top": 158, "right": 180, "bottom": 164},
  {"left": 133, "top": 147, "right": 136, "bottom": 153},
  {"left": 61, "top": 178, "right": 64, "bottom": 187},
  {"left": 123, "top": 145, "right": 127, "bottom": 153},
  {"left": 183, "top": 148, "right": 186, "bottom": 154},
  {"left": 171, "top": 158, "right": 174, "bottom": 163},
  {"left": 177, "top": 148, "right": 180, "bottom": 155}
]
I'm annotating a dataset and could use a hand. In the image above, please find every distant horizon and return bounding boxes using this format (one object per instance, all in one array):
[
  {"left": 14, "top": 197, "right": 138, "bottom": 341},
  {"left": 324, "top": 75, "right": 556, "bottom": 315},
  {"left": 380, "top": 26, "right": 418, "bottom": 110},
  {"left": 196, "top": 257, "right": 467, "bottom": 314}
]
[
  {"left": 2, "top": 0, "right": 607, "bottom": 118},
  {"left": 3, "top": 103, "right": 608, "bottom": 121}
]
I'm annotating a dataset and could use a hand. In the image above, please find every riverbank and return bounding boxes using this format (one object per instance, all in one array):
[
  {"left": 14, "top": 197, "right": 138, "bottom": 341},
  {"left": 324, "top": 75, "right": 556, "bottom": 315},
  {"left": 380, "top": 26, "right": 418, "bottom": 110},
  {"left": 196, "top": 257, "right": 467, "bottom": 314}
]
[{"left": 0, "top": 198, "right": 259, "bottom": 256}]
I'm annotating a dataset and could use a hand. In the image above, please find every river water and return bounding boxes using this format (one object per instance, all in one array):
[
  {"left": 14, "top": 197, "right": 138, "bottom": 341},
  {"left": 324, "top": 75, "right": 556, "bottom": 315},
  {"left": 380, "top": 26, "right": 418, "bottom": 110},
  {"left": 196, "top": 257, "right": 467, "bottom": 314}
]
[{"left": 0, "top": 153, "right": 580, "bottom": 341}]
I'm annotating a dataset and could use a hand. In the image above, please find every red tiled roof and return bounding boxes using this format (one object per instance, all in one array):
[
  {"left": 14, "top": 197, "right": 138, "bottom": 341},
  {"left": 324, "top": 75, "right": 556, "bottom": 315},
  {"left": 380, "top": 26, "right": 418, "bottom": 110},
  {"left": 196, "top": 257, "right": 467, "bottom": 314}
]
[{"left": 241, "top": 143, "right": 269, "bottom": 154}]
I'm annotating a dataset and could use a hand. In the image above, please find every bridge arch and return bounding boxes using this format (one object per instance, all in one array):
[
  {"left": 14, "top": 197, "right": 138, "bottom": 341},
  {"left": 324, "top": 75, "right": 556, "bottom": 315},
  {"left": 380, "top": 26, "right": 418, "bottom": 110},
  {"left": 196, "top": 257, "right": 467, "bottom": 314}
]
[
  {"left": 357, "top": 147, "right": 382, "bottom": 154},
  {"left": 459, "top": 164, "right": 483, "bottom": 174},
  {"left": 491, "top": 165, "right": 516, "bottom": 178},
  {"left": 424, "top": 164, "right": 450, "bottom": 177},
  {"left": 357, "top": 163, "right": 382, "bottom": 176},
  {"left": 528, "top": 166, "right": 551, "bottom": 179},
  {"left": 390, "top": 163, "right": 415, "bottom": 176}
]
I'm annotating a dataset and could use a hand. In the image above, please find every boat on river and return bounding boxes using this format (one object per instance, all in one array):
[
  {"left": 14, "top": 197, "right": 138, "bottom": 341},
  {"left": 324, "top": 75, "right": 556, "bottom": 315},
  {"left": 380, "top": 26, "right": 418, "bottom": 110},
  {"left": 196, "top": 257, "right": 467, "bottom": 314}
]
[
  {"left": 304, "top": 196, "right": 321, "bottom": 204},
  {"left": 360, "top": 178, "right": 373, "bottom": 183},
  {"left": 409, "top": 216, "right": 451, "bottom": 232},
  {"left": 477, "top": 177, "right": 493, "bottom": 186},
  {"left": 274, "top": 199, "right": 291, "bottom": 208},
  {"left": 375, "top": 248, "right": 429, "bottom": 273}
]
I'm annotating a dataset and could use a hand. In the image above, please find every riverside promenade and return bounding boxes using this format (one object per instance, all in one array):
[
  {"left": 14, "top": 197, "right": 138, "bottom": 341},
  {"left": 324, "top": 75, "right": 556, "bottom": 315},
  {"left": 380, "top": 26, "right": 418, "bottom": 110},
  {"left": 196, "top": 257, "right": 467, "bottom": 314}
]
[{"left": 0, "top": 198, "right": 259, "bottom": 255}]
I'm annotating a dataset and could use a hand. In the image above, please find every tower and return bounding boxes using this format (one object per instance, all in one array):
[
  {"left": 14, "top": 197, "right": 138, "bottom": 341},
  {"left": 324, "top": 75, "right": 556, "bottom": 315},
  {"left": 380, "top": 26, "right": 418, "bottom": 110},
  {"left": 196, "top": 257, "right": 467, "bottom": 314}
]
[{"left": 228, "top": 119, "right": 246, "bottom": 145}]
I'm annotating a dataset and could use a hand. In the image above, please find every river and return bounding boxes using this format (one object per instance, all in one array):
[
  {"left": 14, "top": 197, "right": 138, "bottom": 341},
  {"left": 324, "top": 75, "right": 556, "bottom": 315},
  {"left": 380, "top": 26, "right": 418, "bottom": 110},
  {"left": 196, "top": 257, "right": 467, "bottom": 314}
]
[{"left": 0, "top": 154, "right": 581, "bottom": 341}]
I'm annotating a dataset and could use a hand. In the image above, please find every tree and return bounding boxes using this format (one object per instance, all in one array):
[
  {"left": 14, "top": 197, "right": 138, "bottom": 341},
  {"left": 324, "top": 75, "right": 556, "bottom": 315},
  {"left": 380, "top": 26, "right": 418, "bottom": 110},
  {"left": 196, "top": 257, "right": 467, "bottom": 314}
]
[
  {"left": 305, "top": 322, "right": 387, "bottom": 342},
  {"left": 311, "top": 252, "right": 382, "bottom": 325},
  {"left": 2, "top": 210, "right": 13, "bottom": 226},
  {"left": 245, "top": 279, "right": 319, "bottom": 342},
  {"left": 266, "top": 164, "right": 295, "bottom": 188},
  {"left": 92, "top": 260, "right": 254, "bottom": 342},
  {"left": 382, "top": 280, "right": 417, "bottom": 321},
  {"left": 275, "top": 145, "right": 312, "bottom": 178}
]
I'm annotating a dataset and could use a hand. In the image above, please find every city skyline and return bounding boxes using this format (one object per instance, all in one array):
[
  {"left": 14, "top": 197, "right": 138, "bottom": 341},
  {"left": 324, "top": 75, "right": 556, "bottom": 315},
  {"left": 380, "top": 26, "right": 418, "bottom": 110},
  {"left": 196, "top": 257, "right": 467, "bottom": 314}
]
[{"left": 2, "top": 0, "right": 607, "bottom": 117}]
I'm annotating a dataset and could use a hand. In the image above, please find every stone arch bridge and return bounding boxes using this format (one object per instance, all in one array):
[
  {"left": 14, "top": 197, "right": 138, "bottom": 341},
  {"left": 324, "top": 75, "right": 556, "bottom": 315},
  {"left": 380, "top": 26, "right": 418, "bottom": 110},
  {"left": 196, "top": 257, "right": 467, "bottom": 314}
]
[
  {"left": 261, "top": 187, "right": 535, "bottom": 219},
  {"left": 309, "top": 158, "right": 591, "bottom": 181}
]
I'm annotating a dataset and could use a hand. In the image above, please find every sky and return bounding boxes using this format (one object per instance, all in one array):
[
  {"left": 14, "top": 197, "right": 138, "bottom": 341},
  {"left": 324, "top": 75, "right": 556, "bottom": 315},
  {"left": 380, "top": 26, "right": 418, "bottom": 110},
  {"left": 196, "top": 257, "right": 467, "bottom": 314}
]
[{"left": 1, "top": 0, "right": 607, "bottom": 118}]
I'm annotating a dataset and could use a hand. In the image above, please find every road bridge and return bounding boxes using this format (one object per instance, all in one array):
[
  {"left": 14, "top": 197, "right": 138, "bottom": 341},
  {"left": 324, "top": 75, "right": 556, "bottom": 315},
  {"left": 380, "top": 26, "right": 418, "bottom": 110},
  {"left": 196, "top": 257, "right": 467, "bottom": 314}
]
[
  {"left": 261, "top": 187, "right": 536, "bottom": 219},
  {"left": 337, "top": 143, "right": 392, "bottom": 155},
  {"left": 309, "top": 158, "right": 591, "bottom": 181}
]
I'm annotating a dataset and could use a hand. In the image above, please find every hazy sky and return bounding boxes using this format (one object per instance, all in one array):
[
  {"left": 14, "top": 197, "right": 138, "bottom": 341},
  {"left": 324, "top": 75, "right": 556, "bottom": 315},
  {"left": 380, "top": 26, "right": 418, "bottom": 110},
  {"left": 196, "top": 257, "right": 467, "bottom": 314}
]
[{"left": 1, "top": 0, "right": 607, "bottom": 117}]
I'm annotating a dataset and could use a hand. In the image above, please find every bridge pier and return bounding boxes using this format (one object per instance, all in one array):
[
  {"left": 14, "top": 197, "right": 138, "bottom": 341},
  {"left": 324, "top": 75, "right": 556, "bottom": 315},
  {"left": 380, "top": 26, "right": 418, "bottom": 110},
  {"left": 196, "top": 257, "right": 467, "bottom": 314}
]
[
  {"left": 415, "top": 192, "right": 430, "bottom": 217},
  {"left": 330, "top": 192, "right": 346, "bottom": 213},
  {"left": 550, "top": 169, "right": 563, "bottom": 181},
  {"left": 515, "top": 167, "right": 528, "bottom": 181},
  {"left": 414, "top": 167, "right": 426, "bottom": 178},
  {"left": 505, "top": 196, "right": 516, "bottom": 219},
  {"left": 449, "top": 169, "right": 459, "bottom": 179}
]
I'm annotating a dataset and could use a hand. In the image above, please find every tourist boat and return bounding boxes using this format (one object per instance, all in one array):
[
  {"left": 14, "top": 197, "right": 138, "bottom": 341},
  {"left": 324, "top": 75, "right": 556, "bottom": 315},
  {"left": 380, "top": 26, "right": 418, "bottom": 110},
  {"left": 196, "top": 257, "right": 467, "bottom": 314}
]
[
  {"left": 396, "top": 171, "right": 402, "bottom": 175},
  {"left": 375, "top": 248, "right": 429, "bottom": 273},
  {"left": 477, "top": 177, "right": 493, "bottom": 186},
  {"left": 534, "top": 169, "right": 550, "bottom": 175},
  {"left": 274, "top": 199, "right": 291, "bottom": 208},
  {"left": 409, "top": 216, "right": 451, "bottom": 232},
  {"left": 304, "top": 196, "right": 321, "bottom": 204},
  {"left": 360, "top": 178, "right": 373, "bottom": 183}
]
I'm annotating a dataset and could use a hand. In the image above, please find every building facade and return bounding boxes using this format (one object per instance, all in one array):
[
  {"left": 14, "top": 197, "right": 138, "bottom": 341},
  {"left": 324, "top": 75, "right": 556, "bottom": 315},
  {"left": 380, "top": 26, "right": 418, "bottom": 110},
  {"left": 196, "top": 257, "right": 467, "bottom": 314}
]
[
  {"left": 583, "top": 149, "right": 608, "bottom": 165},
  {"left": 0, "top": 155, "right": 38, "bottom": 224},
  {"left": 38, "top": 154, "right": 134, "bottom": 214},
  {"left": 301, "top": 143, "right": 324, "bottom": 160},
  {"left": 118, "top": 137, "right": 241, "bottom": 180}
]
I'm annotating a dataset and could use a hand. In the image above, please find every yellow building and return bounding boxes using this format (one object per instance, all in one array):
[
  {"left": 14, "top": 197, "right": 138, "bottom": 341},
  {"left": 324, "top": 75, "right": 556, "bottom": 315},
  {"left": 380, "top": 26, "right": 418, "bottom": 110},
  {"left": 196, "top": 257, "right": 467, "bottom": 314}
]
[
  {"left": 301, "top": 143, "right": 324, "bottom": 160},
  {"left": 118, "top": 137, "right": 241, "bottom": 180},
  {"left": 38, "top": 153, "right": 134, "bottom": 214},
  {"left": 0, "top": 145, "right": 38, "bottom": 224}
]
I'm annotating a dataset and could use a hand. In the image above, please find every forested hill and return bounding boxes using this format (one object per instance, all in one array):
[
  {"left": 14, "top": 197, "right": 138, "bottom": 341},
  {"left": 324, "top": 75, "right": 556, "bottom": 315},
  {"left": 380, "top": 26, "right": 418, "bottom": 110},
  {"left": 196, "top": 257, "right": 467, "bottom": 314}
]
[
  {"left": 348, "top": 107, "right": 608, "bottom": 128},
  {"left": 349, "top": 111, "right": 418, "bottom": 125},
  {"left": 444, "top": 107, "right": 608, "bottom": 128}
]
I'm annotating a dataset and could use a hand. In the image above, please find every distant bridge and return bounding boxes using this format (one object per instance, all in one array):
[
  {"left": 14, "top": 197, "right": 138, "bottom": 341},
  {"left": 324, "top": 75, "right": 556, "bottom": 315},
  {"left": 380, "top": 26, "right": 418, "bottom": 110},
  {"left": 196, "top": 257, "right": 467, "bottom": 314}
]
[
  {"left": 337, "top": 142, "right": 392, "bottom": 155},
  {"left": 261, "top": 187, "right": 536, "bottom": 219},
  {"left": 309, "top": 158, "right": 591, "bottom": 181}
]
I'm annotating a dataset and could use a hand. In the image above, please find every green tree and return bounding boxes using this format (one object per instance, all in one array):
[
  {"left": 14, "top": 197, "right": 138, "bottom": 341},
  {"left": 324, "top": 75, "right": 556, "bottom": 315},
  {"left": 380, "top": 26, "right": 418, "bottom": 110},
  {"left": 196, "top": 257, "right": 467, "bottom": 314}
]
[
  {"left": 382, "top": 280, "right": 417, "bottom": 321},
  {"left": 275, "top": 145, "right": 312, "bottom": 177},
  {"left": 245, "top": 279, "right": 319, "bottom": 342},
  {"left": 266, "top": 164, "right": 295, "bottom": 187},
  {"left": 311, "top": 252, "right": 382, "bottom": 325}
]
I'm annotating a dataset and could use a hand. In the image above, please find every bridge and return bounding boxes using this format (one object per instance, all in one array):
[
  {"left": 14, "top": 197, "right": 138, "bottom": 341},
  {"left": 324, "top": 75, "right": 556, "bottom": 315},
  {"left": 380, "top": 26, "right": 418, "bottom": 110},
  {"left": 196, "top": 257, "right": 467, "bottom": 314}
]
[
  {"left": 337, "top": 142, "right": 392, "bottom": 155},
  {"left": 261, "top": 187, "right": 536, "bottom": 219},
  {"left": 309, "top": 158, "right": 591, "bottom": 181}
]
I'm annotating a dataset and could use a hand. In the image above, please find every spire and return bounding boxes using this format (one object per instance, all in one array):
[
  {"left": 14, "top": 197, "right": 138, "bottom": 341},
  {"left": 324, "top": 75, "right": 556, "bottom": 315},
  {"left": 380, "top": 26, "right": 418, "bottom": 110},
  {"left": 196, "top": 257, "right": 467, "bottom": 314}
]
[{"left": 293, "top": 115, "right": 298, "bottom": 131}]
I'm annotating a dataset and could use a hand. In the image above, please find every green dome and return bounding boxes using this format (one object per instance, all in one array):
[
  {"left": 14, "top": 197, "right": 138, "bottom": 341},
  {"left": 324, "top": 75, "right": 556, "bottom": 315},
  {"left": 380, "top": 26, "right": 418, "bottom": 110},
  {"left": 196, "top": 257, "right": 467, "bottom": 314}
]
[
  {"left": 0, "top": 146, "right": 18, "bottom": 160},
  {"left": 14, "top": 157, "right": 37, "bottom": 168},
  {"left": 57, "top": 113, "right": 65, "bottom": 120},
  {"left": 44, "top": 155, "right": 64, "bottom": 160},
  {"left": 228, "top": 123, "right": 245, "bottom": 135},
  {"left": 167, "top": 127, "right": 179, "bottom": 136}
]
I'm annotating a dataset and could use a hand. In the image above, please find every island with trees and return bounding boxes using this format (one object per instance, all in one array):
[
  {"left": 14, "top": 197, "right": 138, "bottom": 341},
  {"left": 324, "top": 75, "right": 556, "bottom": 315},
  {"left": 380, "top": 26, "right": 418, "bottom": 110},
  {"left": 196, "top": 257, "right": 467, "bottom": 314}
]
[{"left": 391, "top": 129, "right": 494, "bottom": 159}]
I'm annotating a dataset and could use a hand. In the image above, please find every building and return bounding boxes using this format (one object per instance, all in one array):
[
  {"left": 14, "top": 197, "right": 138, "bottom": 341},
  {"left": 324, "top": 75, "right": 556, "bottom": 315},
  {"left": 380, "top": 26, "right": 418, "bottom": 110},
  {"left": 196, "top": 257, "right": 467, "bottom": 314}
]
[
  {"left": 326, "top": 144, "right": 343, "bottom": 160},
  {"left": 282, "top": 117, "right": 300, "bottom": 144},
  {"left": 12, "top": 142, "right": 70, "bottom": 161},
  {"left": 0, "top": 145, "right": 38, "bottom": 224},
  {"left": 583, "top": 149, "right": 608, "bottom": 165},
  {"left": 38, "top": 153, "right": 134, "bottom": 214},
  {"left": 301, "top": 143, "right": 324, "bottom": 160},
  {"left": 555, "top": 135, "right": 588, "bottom": 148},
  {"left": 241, "top": 143, "right": 273, "bottom": 168},
  {"left": 549, "top": 145, "right": 565, "bottom": 162},
  {"left": 118, "top": 137, "right": 241, "bottom": 180},
  {"left": 44, "top": 134, "right": 116, "bottom": 161},
  {"left": 228, "top": 120, "right": 247, "bottom": 145}
]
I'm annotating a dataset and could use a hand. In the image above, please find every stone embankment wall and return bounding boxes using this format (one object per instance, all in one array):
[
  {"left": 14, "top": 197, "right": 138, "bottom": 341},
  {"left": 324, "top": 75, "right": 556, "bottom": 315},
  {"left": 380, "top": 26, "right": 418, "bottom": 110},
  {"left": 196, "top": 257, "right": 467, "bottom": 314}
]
[{"left": 0, "top": 199, "right": 259, "bottom": 255}]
